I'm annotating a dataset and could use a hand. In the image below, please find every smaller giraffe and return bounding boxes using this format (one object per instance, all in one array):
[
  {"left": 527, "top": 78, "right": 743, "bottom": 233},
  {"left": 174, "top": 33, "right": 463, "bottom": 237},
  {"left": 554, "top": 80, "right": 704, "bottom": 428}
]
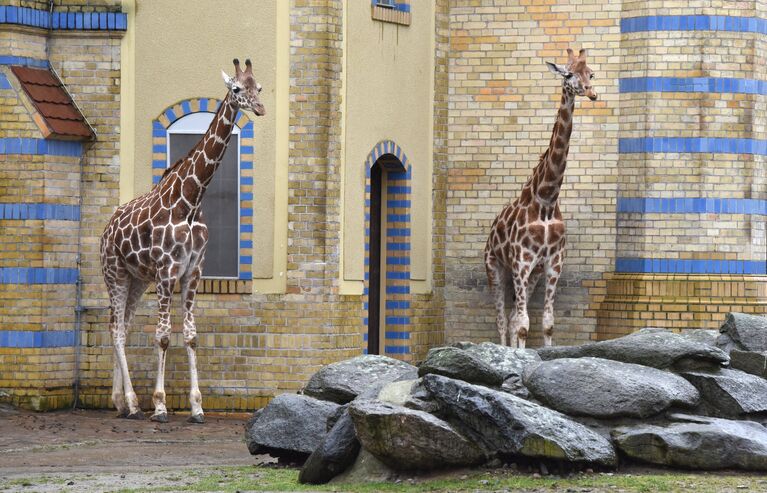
[
  {"left": 100, "top": 59, "right": 265, "bottom": 422},
  {"left": 484, "top": 48, "right": 597, "bottom": 349}
]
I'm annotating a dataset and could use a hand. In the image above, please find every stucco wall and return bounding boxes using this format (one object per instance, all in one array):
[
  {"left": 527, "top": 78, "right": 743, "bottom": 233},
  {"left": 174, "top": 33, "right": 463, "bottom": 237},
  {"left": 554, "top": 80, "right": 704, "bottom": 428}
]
[
  {"left": 342, "top": 0, "right": 434, "bottom": 291},
  {"left": 124, "top": 0, "right": 278, "bottom": 280}
]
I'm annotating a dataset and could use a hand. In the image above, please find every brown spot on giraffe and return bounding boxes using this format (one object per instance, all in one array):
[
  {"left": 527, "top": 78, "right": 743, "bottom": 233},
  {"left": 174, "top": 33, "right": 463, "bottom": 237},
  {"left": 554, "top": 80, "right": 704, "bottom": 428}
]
[
  {"left": 484, "top": 48, "right": 597, "bottom": 348},
  {"left": 100, "top": 58, "right": 265, "bottom": 422}
]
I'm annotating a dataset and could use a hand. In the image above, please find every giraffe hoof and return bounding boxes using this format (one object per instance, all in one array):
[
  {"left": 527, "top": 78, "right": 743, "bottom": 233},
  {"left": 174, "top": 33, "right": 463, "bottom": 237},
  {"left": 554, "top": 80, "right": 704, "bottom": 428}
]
[
  {"left": 126, "top": 411, "right": 145, "bottom": 420},
  {"left": 187, "top": 414, "right": 205, "bottom": 424},
  {"left": 115, "top": 410, "right": 129, "bottom": 419},
  {"left": 150, "top": 412, "right": 168, "bottom": 423}
]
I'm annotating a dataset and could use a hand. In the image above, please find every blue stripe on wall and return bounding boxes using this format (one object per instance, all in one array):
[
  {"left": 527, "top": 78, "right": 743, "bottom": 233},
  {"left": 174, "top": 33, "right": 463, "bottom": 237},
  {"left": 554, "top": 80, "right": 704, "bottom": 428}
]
[
  {"left": 0, "top": 268, "right": 78, "bottom": 284},
  {"left": 385, "top": 331, "right": 410, "bottom": 339},
  {"left": 619, "top": 137, "right": 767, "bottom": 155},
  {"left": 616, "top": 258, "right": 766, "bottom": 275},
  {"left": 0, "top": 7, "right": 127, "bottom": 31},
  {"left": 0, "top": 330, "right": 76, "bottom": 348},
  {"left": 0, "top": 138, "right": 82, "bottom": 156},
  {"left": 621, "top": 15, "right": 767, "bottom": 34},
  {"left": 0, "top": 55, "right": 48, "bottom": 68},
  {"left": 620, "top": 77, "right": 767, "bottom": 95},
  {"left": 385, "top": 345, "right": 410, "bottom": 354},
  {"left": 0, "top": 203, "right": 80, "bottom": 220},
  {"left": 0, "top": 72, "right": 11, "bottom": 89},
  {"left": 618, "top": 197, "right": 767, "bottom": 215}
]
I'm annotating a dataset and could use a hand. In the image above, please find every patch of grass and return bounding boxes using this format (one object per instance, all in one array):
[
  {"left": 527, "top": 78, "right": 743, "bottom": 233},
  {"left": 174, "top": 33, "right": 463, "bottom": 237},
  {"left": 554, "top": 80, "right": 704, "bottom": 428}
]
[{"left": 107, "top": 465, "right": 767, "bottom": 493}]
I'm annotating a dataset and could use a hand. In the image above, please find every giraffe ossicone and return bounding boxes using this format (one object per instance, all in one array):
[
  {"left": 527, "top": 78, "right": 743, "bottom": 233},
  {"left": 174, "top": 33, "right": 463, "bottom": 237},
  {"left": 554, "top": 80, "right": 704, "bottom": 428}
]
[
  {"left": 100, "top": 58, "right": 265, "bottom": 422},
  {"left": 484, "top": 48, "right": 597, "bottom": 349}
]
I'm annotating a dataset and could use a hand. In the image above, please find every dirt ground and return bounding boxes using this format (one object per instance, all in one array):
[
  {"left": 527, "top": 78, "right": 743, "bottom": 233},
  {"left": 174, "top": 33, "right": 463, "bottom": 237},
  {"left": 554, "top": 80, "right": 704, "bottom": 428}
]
[
  {"left": 0, "top": 404, "right": 260, "bottom": 492},
  {"left": 2, "top": 405, "right": 767, "bottom": 493}
]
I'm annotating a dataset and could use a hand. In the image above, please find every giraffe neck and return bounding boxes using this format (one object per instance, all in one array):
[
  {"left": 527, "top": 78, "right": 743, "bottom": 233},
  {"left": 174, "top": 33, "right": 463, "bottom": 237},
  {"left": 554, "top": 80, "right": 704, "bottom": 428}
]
[
  {"left": 531, "top": 87, "right": 576, "bottom": 205},
  {"left": 169, "top": 93, "right": 239, "bottom": 209}
]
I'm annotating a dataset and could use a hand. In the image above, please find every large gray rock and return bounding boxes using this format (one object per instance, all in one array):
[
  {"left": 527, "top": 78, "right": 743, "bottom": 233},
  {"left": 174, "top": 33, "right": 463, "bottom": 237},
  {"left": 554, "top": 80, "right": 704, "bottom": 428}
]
[
  {"left": 377, "top": 379, "right": 439, "bottom": 414},
  {"left": 462, "top": 342, "right": 541, "bottom": 377},
  {"left": 613, "top": 414, "right": 767, "bottom": 470},
  {"left": 717, "top": 312, "right": 767, "bottom": 353},
  {"left": 679, "top": 328, "right": 719, "bottom": 346},
  {"left": 418, "top": 347, "right": 507, "bottom": 387},
  {"left": 731, "top": 349, "right": 767, "bottom": 378},
  {"left": 299, "top": 410, "right": 360, "bottom": 484},
  {"left": 422, "top": 374, "right": 617, "bottom": 466},
  {"left": 303, "top": 355, "right": 418, "bottom": 404},
  {"left": 246, "top": 394, "right": 341, "bottom": 460},
  {"left": 462, "top": 342, "right": 541, "bottom": 398},
  {"left": 537, "top": 328, "right": 729, "bottom": 370},
  {"left": 523, "top": 358, "right": 699, "bottom": 419},
  {"left": 329, "top": 448, "right": 397, "bottom": 484},
  {"left": 681, "top": 369, "right": 767, "bottom": 417},
  {"left": 348, "top": 399, "right": 486, "bottom": 470}
]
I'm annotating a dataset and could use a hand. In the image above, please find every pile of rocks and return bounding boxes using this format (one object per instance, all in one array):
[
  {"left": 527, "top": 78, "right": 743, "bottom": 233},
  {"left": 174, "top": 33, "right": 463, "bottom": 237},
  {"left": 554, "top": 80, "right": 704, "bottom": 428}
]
[{"left": 245, "top": 312, "right": 767, "bottom": 483}]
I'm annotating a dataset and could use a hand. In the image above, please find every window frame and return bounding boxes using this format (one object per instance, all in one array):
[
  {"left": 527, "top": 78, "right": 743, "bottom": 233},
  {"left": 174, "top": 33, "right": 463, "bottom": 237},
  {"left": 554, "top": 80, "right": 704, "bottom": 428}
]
[
  {"left": 166, "top": 112, "right": 242, "bottom": 280},
  {"left": 151, "top": 98, "right": 256, "bottom": 293}
]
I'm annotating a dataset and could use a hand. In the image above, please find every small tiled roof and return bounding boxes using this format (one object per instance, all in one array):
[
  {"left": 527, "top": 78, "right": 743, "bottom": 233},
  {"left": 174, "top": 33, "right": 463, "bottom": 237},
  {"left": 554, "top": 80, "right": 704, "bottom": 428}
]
[{"left": 11, "top": 66, "right": 95, "bottom": 141}]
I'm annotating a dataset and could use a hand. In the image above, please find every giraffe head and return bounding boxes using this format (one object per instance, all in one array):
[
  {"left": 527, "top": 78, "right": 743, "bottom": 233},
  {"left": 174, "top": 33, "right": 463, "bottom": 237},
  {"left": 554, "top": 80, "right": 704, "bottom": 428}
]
[
  {"left": 221, "top": 58, "right": 266, "bottom": 116},
  {"left": 546, "top": 48, "right": 597, "bottom": 101}
]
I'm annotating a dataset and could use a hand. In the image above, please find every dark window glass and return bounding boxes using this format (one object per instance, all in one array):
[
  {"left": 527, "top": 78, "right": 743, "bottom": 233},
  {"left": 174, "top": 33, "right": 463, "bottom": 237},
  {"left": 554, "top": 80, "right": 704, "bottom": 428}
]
[{"left": 168, "top": 133, "right": 239, "bottom": 278}]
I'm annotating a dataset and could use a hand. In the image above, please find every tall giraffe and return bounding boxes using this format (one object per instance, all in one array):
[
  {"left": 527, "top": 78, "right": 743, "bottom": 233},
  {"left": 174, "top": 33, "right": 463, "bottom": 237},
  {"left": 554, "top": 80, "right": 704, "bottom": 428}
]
[
  {"left": 100, "top": 59, "right": 265, "bottom": 422},
  {"left": 484, "top": 49, "right": 597, "bottom": 349}
]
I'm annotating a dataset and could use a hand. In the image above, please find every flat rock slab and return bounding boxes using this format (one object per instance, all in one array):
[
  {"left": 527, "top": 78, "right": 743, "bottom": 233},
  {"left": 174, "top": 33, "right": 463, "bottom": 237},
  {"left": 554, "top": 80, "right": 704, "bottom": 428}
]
[
  {"left": 303, "top": 355, "right": 418, "bottom": 404},
  {"left": 682, "top": 369, "right": 767, "bottom": 417},
  {"left": 299, "top": 409, "right": 360, "bottom": 484},
  {"left": 537, "top": 328, "right": 729, "bottom": 370},
  {"left": 418, "top": 346, "right": 507, "bottom": 387},
  {"left": 524, "top": 358, "right": 699, "bottom": 419},
  {"left": 462, "top": 342, "right": 541, "bottom": 378},
  {"left": 613, "top": 414, "right": 767, "bottom": 471},
  {"left": 463, "top": 342, "right": 541, "bottom": 397},
  {"left": 422, "top": 374, "right": 617, "bottom": 466},
  {"left": 731, "top": 349, "right": 767, "bottom": 378},
  {"left": 717, "top": 312, "right": 767, "bottom": 353},
  {"left": 348, "top": 399, "right": 486, "bottom": 471},
  {"left": 246, "top": 394, "right": 341, "bottom": 459}
]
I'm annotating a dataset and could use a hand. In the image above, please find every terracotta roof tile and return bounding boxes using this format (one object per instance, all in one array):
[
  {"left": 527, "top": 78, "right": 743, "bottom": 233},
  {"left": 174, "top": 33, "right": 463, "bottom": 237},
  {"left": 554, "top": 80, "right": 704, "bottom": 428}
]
[
  {"left": 47, "top": 118, "right": 94, "bottom": 138},
  {"left": 36, "top": 102, "right": 82, "bottom": 120},
  {"left": 12, "top": 66, "right": 58, "bottom": 86},
  {"left": 10, "top": 66, "right": 95, "bottom": 141}
]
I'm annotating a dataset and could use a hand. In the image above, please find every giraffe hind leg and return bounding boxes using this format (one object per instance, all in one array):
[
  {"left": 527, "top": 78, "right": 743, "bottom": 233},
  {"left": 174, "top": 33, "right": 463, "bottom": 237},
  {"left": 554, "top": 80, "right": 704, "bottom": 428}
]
[
  {"left": 105, "top": 268, "right": 143, "bottom": 419},
  {"left": 486, "top": 254, "right": 509, "bottom": 346}
]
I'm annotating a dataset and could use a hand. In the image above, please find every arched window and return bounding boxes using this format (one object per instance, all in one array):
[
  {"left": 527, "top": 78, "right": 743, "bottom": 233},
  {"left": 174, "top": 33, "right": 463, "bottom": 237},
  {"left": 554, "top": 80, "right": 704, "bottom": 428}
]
[
  {"left": 152, "top": 98, "right": 257, "bottom": 291},
  {"left": 166, "top": 112, "right": 240, "bottom": 279}
]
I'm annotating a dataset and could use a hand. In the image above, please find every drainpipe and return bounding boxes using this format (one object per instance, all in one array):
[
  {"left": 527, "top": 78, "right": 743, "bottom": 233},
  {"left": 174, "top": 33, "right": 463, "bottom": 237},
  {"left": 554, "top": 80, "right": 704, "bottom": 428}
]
[{"left": 72, "top": 142, "right": 92, "bottom": 410}]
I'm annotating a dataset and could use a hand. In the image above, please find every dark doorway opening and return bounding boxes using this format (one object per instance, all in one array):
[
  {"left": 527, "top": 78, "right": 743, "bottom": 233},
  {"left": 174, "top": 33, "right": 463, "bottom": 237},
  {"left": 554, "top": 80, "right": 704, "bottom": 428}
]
[{"left": 368, "top": 161, "right": 383, "bottom": 355}]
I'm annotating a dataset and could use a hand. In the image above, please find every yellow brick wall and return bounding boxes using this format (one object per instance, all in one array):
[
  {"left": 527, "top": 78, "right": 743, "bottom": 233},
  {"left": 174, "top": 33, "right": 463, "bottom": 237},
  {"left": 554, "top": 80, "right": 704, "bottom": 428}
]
[{"left": 444, "top": 0, "right": 622, "bottom": 346}]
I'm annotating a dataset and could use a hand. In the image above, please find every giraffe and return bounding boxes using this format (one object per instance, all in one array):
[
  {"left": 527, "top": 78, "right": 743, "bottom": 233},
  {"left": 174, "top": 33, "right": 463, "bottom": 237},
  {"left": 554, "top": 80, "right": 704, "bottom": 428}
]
[
  {"left": 100, "top": 59, "right": 265, "bottom": 423},
  {"left": 484, "top": 48, "right": 597, "bottom": 349}
]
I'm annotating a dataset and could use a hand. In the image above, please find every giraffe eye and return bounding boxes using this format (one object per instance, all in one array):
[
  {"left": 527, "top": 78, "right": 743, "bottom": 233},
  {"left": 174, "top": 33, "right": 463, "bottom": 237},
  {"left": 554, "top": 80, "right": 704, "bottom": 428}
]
[
  {"left": 590, "top": 73, "right": 595, "bottom": 80},
  {"left": 233, "top": 86, "right": 241, "bottom": 94}
]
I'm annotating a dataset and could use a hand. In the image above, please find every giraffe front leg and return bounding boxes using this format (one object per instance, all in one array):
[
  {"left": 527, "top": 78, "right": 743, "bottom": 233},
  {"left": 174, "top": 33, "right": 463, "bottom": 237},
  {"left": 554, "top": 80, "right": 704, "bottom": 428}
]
[
  {"left": 542, "top": 254, "right": 564, "bottom": 347},
  {"left": 182, "top": 266, "right": 204, "bottom": 424},
  {"left": 486, "top": 254, "right": 509, "bottom": 346},
  {"left": 111, "top": 332, "right": 126, "bottom": 417},
  {"left": 151, "top": 272, "right": 175, "bottom": 423},
  {"left": 510, "top": 266, "right": 532, "bottom": 349}
]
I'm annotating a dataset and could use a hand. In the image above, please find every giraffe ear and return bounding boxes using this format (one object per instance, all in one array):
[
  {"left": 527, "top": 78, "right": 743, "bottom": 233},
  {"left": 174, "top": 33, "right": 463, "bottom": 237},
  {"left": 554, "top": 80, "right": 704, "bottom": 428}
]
[
  {"left": 221, "top": 70, "right": 234, "bottom": 89},
  {"left": 546, "top": 62, "right": 569, "bottom": 78}
]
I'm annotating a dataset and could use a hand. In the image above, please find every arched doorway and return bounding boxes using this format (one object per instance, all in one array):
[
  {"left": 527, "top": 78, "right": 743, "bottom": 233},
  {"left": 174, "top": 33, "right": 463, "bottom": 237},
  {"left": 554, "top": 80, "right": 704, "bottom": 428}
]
[{"left": 364, "top": 141, "right": 412, "bottom": 357}]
